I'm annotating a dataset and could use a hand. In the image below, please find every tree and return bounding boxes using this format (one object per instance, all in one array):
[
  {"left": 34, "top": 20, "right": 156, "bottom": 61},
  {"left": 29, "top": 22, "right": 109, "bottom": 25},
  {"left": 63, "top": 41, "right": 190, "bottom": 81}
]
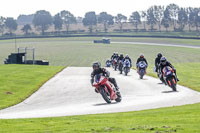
[
  {"left": 147, "top": 6, "right": 157, "bottom": 31},
  {"left": 98, "top": 12, "right": 114, "bottom": 32},
  {"left": 82, "top": 11, "right": 97, "bottom": 33},
  {"left": 60, "top": 10, "right": 76, "bottom": 33},
  {"left": 166, "top": 3, "right": 179, "bottom": 30},
  {"left": 129, "top": 11, "right": 141, "bottom": 32},
  {"left": 5, "top": 17, "right": 18, "bottom": 34},
  {"left": 115, "top": 14, "right": 127, "bottom": 32},
  {"left": 178, "top": 8, "right": 188, "bottom": 31},
  {"left": 21, "top": 24, "right": 32, "bottom": 35},
  {"left": 0, "top": 16, "right": 5, "bottom": 36},
  {"left": 76, "top": 17, "right": 83, "bottom": 23},
  {"left": 161, "top": 8, "right": 171, "bottom": 32},
  {"left": 153, "top": 5, "right": 164, "bottom": 32},
  {"left": 32, "top": 10, "right": 52, "bottom": 35},
  {"left": 189, "top": 8, "right": 200, "bottom": 32},
  {"left": 53, "top": 13, "right": 63, "bottom": 31},
  {"left": 141, "top": 11, "right": 147, "bottom": 30},
  {"left": 17, "top": 14, "right": 34, "bottom": 25},
  {"left": 186, "top": 7, "right": 194, "bottom": 31}
]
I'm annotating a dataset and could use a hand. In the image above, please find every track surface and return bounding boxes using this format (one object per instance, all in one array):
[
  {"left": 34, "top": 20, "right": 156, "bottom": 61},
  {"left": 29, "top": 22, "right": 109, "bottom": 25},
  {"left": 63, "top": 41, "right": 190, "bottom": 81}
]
[
  {"left": 112, "top": 41, "right": 200, "bottom": 49},
  {"left": 0, "top": 67, "right": 200, "bottom": 119}
]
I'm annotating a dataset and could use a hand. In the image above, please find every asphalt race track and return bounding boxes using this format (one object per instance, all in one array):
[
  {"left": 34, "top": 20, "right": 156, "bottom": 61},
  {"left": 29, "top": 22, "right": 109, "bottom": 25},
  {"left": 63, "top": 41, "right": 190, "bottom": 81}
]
[{"left": 0, "top": 67, "right": 200, "bottom": 119}]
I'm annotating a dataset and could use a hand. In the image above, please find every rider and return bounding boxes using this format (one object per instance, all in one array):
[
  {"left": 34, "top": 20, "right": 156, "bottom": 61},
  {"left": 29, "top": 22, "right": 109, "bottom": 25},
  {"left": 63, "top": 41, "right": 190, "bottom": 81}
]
[
  {"left": 111, "top": 52, "right": 116, "bottom": 60},
  {"left": 91, "top": 62, "right": 120, "bottom": 92},
  {"left": 159, "top": 57, "right": 179, "bottom": 82},
  {"left": 155, "top": 53, "right": 162, "bottom": 72},
  {"left": 113, "top": 52, "right": 119, "bottom": 60},
  {"left": 118, "top": 53, "right": 124, "bottom": 62},
  {"left": 123, "top": 54, "right": 132, "bottom": 66},
  {"left": 136, "top": 54, "right": 148, "bottom": 69},
  {"left": 106, "top": 58, "right": 111, "bottom": 66}
]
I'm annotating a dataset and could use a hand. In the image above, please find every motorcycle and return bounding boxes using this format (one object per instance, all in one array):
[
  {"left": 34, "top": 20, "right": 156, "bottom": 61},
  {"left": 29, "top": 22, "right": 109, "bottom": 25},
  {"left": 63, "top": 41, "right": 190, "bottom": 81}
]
[
  {"left": 105, "top": 60, "right": 111, "bottom": 67},
  {"left": 113, "top": 58, "right": 118, "bottom": 71},
  {"left": 123, "top": 59, "right": 131, "bottom": 76},
  {"left": 118, "top": 60, "right": 123, "bottom": 74},
  {"left": 137, "top": 61, "right": 147, "bottom": 79},
  {"left": 92, "top": 74, "right": 122, "bottom": 103},
  {"left": 162, "top": 66, "right": 177, "bottom": 91}
]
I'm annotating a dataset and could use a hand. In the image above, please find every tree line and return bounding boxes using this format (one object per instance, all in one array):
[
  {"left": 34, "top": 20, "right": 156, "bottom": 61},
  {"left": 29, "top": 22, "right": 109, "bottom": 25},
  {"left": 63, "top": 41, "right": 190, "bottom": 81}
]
[{"left": 0, "top": 3, "right": 200, "bottom": 36}]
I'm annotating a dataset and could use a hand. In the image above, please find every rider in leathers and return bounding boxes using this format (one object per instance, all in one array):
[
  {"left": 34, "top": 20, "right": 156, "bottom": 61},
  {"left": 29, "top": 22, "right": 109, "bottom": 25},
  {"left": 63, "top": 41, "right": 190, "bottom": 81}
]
[
  {"left": 159, "top": 57, "right": 179, "bottom": 83},
  {"left": 118, "top": 53, "right": 124, "bottom": 62},
  {"left": 123, "top": 54, "right": 132, "bottom": 67},
  {"left": 155, "top": 53, "right": 162, "bottom": 72},
  {"left": 136, "top": 54, "right": 148, "bottom": 68},
  {"left": 91, "top": 62, "right": 120, "bottom": 92}
]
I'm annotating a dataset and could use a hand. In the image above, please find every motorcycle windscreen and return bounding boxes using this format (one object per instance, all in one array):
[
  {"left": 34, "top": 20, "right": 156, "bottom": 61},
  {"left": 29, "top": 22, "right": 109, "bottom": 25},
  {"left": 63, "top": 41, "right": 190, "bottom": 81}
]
[
  {"left": 124, "top": 60, "right": 130, "bottom": 67},
  {"left": 94, "top": 74, "right": 103, "bottom": 83}
]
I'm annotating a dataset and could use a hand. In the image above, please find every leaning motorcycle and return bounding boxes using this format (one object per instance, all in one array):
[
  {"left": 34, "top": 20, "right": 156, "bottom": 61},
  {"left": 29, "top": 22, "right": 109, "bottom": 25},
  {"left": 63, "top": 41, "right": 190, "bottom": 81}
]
[
  {"left": 137, "top": 61, "right": 147, "bottom": 79},
  {"left": 113, "top": 58, "right": 118, "bottom": 71},
  {"left": 92, "top": 74, "right": 122, "bottom": 103},
  {"left": 123, "top": 59, "right": 131, "bottom": 76},
  {"left": 118, "top": 60, "right": 123, "bottom": 74},
  {"left": 105, "top": 60, "right": 111, "bottom": 67},
  {"left": 162, "top": 66, "right": 177, "bottom": 91}
]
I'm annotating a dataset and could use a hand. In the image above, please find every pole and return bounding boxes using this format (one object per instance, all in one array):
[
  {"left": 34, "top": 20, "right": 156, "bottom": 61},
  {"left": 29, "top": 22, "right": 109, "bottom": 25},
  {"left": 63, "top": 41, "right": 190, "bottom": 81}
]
[
  {"left": 33, "top": 48, "right": 35, "bottom": 65},
  {"left": 15, "top": 35, "right": 17, "bottom": 52}
]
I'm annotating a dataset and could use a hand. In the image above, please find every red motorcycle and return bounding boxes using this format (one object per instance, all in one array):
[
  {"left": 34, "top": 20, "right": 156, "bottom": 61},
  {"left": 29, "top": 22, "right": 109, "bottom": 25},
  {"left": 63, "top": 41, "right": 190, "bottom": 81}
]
[
  {"left": 112, "top": 58, "right": 118, "bottom": 71},
  {"left": 93, "top": 74, "right": 122, "bottom": 103}
]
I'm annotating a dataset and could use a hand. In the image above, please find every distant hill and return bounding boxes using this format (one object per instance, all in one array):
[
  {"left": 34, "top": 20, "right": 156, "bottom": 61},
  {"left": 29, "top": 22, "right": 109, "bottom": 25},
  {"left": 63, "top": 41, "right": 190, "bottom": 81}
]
[{"left": 17, "top": 14, "right": 34, "bottom": 25}]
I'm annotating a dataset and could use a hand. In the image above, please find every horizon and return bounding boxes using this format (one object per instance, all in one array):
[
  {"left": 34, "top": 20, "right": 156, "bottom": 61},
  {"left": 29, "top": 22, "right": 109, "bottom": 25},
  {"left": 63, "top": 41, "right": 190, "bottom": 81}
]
[{"left": 0, "top": 0, "right": 200, "bottom": 19}]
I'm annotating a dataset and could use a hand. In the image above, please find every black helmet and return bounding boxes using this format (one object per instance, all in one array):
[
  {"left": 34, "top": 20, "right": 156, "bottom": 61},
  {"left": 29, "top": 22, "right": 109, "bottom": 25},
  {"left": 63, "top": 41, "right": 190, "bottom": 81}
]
[
  {"left": 157, "top": 53, "right": 162, "bottom": 58},
  {"left": 160, "top": 57, "right": 167, "bottom": 65},
  {"left": 92, "top": 62, "right": 101, "bottom": 70},
  {"left": 120, "top": 53, "right": 123, "bottom": 57}
]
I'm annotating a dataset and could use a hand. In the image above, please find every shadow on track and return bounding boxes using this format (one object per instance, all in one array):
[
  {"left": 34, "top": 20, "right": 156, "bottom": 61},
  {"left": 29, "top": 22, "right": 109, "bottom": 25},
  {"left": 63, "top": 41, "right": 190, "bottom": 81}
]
[
  {"left": 93, "top": 102, "right": 119, "bottom": 106},
  {"left": 162, "top": 91, "right": 178, "bottom": 93}
]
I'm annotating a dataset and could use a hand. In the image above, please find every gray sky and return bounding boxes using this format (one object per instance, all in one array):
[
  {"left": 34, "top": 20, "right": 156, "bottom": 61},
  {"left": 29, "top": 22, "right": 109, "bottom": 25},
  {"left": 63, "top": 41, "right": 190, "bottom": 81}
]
[{"left": 0, "top": 0, "right": 199, "bottom": 19}]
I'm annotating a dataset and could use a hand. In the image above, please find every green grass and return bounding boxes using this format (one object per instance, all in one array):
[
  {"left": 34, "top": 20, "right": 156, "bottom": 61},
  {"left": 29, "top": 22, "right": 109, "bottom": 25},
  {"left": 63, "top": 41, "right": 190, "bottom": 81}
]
[
  {"left": 0, "top": 37, "right": 200, "bottom": 133},
  {"left": 147, "top": 63, "right": 200, "bottom": 92},
  {"left": 0, "top": 102, "right": 200, "bottom": 133},
  {"left": 0, "top": 65, "right": 64, "bottom": 109},
  {"left": 0, "top": 37, "right": 200, "bottom": 66}
]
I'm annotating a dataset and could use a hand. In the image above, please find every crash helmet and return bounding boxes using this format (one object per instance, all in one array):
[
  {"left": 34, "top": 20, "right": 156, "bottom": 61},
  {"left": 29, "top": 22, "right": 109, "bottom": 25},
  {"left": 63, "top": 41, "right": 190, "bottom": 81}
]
[
  {"left": 140, "top": 53, "right": 144, "bottom": 58},
  {"left": 92, "top": 62, "right": 101, "bottom": 70},
  {"left": 115, "top": 52, "right": 118, "bottom": 56},
  {"left": 157, "top": 53, "right": 162, "bottom": 58},
  {"left": 120, "top": 53, "right": 123, "bottom": 57},
  {"left": 160, "top": 57, "right": 167, "bottom": 65}
]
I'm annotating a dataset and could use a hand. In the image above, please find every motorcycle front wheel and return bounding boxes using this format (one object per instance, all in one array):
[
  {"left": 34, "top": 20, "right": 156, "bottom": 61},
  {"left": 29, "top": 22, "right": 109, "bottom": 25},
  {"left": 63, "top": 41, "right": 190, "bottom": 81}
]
[{"left": 100, "top": 87, "right": 111, "bottom": 103}]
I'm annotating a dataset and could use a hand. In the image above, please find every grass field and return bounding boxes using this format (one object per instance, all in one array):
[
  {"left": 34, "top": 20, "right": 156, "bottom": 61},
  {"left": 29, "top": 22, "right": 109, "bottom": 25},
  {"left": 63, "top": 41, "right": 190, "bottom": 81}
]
[
  {"left": 0, "top": 65, "right": 64, "bottom": 110},
  {"left": 0, "top": 37, "right": 200, "bottom": 133},
  {"left": 0, "top": 37, "right": 200, "bottom": 66}
]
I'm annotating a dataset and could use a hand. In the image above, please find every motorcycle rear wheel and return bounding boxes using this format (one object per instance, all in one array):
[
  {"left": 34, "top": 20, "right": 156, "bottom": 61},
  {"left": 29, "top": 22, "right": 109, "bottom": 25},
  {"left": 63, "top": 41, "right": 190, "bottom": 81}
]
[{"left": 115, "top": 92, "right": 122, "bottom": 102}]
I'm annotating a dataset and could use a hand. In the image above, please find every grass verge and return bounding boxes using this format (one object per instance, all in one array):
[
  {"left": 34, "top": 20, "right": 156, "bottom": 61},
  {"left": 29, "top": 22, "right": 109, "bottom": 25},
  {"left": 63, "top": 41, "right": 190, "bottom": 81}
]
[
  {"left": 0, "top": 102, "right": 200, "bottom": 133},
  {"left": 147, "top": 62, "right": 200, "bottom": 92},
  {"left": 0, "top": 64, "right": 65, "bottom": 109}
]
